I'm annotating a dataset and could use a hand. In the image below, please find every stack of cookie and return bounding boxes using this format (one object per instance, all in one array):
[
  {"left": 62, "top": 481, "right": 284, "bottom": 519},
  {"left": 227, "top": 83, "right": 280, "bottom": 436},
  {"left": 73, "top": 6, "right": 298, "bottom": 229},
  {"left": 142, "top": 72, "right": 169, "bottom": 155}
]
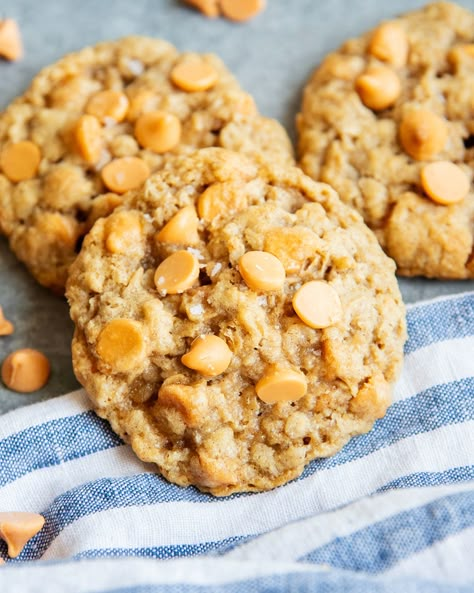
[{"left": 8, "top": 3, "right": 472, "bottom": 495}]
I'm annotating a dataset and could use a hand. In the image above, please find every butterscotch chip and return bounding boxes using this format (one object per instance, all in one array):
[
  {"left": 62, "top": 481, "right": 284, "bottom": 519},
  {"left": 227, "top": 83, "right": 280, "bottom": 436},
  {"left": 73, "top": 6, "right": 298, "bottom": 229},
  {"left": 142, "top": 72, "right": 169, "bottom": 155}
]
[
  {"left": 0, "top": 513, "right": 45, "bottom": 558},
  {"left": 75, "top": 114, "right": 104, "bottom": 164},
  {"left": 1, "top": 349, "right": 50, "bottom": 393},
  {"left": 238, "top": 251, "right": 285, "bottom": 292},
  {"left": 198, "top": 181, "right": 248, "bottom": 222},
  {"left": 0, "top": 19, "right": 23, "bottom": 61},
  {"left": 0, "top": 306, "right": 14, "bottom": 336},
  {"left": 0, "top": 141, "right": 41, "bottom": 182},
  {"left": 154, "top": 250, "right": 200, "bottom": 294},
  {"left": 181, "top": 335, "right": 232, "bottom": 376},
  {"left": 134, "top": 111, "right": 181, "bottom": 153},
  {"left": 256, "top": 367, "right": 307, "bottom": 404},
  {"left": 399, "top": 110, "right": 447, "bottom": 161},
  {"left": 101, "top": 157, "right": 150, "bottom": 194},
  {"left": 156, "top": 206, "right": 199, "bottom": 245},
  {"left": 105, "top": 211, "right": 143, "bottom": 254},
  {"left": 292, "top": 281, "right": 342, "bottom": 329},
  {"left": 220, "top": 0, "right": 266, "bottom": 22},
  {"left": 0, "top": 37, "right": 293, "bottom": 292},
  {"left": 368, "top": 22, "right": 409, "bottom": 68},
  {"left": 66, "top": 148, "right": 406, "bottom": 496},
  {"left": 96, "top": 319, "right": 146, "bottom": 372},
  {"left": 184, "top": 0, "right": 219, "bottom": 18},
  {"left": 421, "top": 161, "right": 470, "bottom": 205},
  {"left": 298, "top": 2, "right": 474, "bottom": 278},
  {"left": 86, "top": 90, "right": 129, "bottom": 123},
  {"left": 171, "top": 58, "right": 218, "bottom": 92}
]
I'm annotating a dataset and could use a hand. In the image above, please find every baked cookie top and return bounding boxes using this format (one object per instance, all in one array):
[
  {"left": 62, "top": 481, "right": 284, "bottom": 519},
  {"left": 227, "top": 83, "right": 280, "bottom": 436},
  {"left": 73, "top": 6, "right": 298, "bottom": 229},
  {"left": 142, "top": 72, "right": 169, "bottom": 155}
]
[
  {"left": 0, "top": 36, "right": 293, "bottom": 292},
  {"left": 66, "top": 148, "right": 406, "bottom": 496},
  {"left": 298, "top": 1, "right": 474, "bottom": 278}
]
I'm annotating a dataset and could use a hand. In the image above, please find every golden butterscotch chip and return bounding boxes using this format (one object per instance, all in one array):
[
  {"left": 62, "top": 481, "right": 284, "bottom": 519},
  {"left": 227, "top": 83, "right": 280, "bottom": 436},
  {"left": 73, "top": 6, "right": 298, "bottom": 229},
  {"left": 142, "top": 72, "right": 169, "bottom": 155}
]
[
  {"left": 0, "top": 513, "right": 45, "bottom": 558},
  {"left": 420, "top": 161, "right": 469, "bottom": 205},
  {"left": 238, "top": 250, "right": 285, "bottom": 292},
  {"left": 220, "top": 0, "right": 266, "bottom": 22},
  {"left": 0, "top": 141, "right": 41, "bottom": 182},
  {"left": 256, "top": 367, "right": 307, "bottom": 404},
  {"left": 66, "top": 148, "right": 405, "bottom": 496},
  {"left": 181, "top": 334, "right": 232, "bottom": 376},
  {"left": 368, "top": 22, "right": 408, "bottom": 68},
  {"left": 197, "top": 182, "right": 248, "bottom": 222},
  {"left": 86, "top": 90, "right": 129, "bottom": 123},
  {"left": 96, "top": 318, "right": 146, "bottom": 372},
  {"left": 293, "top": 281, "right": 342, "bottom": 329},
  {"left": 1, "top": 349, "right": 50, "bottom": 393},
  {"left": 134, "top": 111, "right": 181, "bottom": 153},
  {"left": 184, "top": 0, "right": 219, "bottom": 18},
  {"left": 101, "top": 157, "right": 150, "bottom": 193},
  {"left": 156, "top": 206, "right": 199, "bottom": 245},
  {"left": 399, "top": 110, "right": 448, "bottom": 161},
  {"left": 350, "top": 374, "right": 392, "bottom": 420},
  {"left": 154, "top": 250, "right": 200, "bottom": 294},
  {"left": 105, "top": 211, "right": 143, "bottom": 254},
  {"left": 75, "top": 114, "right": 104, "bottom": 164},
  {"left": 0, "top": 19, "right": 23, "bottom": 61},
  {"left": 355, "top": 66, "right": 401, "bottom": 111},
  {"left": 0, "top": 306, "right": 14, "bottom": 336},
  {"left": 171, "top": 58, "right": 218, "bottom": 92}
]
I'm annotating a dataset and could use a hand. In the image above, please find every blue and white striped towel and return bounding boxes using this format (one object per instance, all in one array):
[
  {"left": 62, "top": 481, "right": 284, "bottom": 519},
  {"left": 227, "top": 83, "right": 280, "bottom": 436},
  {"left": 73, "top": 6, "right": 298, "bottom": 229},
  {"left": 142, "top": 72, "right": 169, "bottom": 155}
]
[{"left": 0, "top": 291, "right": 473, "bottom": 592}]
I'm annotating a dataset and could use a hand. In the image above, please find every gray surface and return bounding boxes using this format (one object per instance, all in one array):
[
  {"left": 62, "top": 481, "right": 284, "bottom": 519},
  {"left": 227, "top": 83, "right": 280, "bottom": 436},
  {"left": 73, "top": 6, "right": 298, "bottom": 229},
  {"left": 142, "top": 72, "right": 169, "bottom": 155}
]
[{"left": 1, "top": 0, "right": 474, "bottom": 414}]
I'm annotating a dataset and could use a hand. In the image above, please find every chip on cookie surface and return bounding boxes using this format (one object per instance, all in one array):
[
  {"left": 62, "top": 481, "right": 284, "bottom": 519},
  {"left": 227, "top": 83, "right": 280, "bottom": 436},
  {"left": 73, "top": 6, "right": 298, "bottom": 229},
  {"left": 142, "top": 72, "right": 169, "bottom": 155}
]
[
  {"left": 297, "top": 1, "right": 474, "bottom": 279},
  {"left": 0, "top": 36, "right": 293, "bottom": 293},
  {"left": 66, "top": 148, "right": 406, "bottom": 495}
]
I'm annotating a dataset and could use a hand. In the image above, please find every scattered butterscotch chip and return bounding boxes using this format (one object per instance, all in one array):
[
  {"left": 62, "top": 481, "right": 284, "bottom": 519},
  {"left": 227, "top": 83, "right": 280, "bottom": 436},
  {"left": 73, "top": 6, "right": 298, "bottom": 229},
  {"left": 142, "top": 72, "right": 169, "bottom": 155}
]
[
  {"left": 0, "top": 306, "right": 14, "bottom": 336},
  {"left": 238, "top": 251, "right": 285, "bottom": 292},
  {"left": 105, "top": 211, "right": 143, "bottom": 254},
  {"left": 0, "top": 513, "right": 45, "bottom": 558},
  {"left": 220, "top": 0, "right": 266, "bottom": 22},
  {"left": 197, "top": 182, "right": 248, "bottom": 222},
  {"left": 256, "top": 367, "right": 307, "bottom": 404},
  {"left": 75, "top": 114, "right": 104, "bottom": 164},
  {"left": 292, "top": 281, "right": 342, "bottom": 329},
  {"left": 1, "top": 349, "right": 50, "bottom": 393},
  {"left": 101, "top": 157, "right": 150, "bottom": 193},
  {"left": 368, "top": 22, "right": 408, "bottom": 68},
  {"left": 0, "top": 558, "right": 4, "bottom": 565},
  {"left": 86, "top": 90, "right": 129, "bottom": 124},
  {"left": 154, "top": 250, "right": 200, "bottom": 294},
  {"left": 96, "top": 318, "right": 146, "bottom": 372},
  {"left": 181, "top": 334, "right": 232, "bottom": 376},
  {"left": 184, "top": 0, "right": 219, "bottom": 18},
  {"left": 134, "top": 111, "right": 181, "bottom": 154},
  {"left": 171, "top": 58, "right": 219, "bottom": 92},
  {"left": 399, "top": 110, "right": 448, "bottom": 161},
  {"left": 0, "top": 141, "right": 41, "bottom": 182},
  {"left": 420, "top": 161, "right": 469, "bottom": 205},
  {"left": 156, "top": 206, "right": 200, "bottom": 245},
  {"left": 0, "top": 19, "right": 23, "bottom": 61},
  {"left": 355, "top": 66, "right": 401, "bottom": 111}
]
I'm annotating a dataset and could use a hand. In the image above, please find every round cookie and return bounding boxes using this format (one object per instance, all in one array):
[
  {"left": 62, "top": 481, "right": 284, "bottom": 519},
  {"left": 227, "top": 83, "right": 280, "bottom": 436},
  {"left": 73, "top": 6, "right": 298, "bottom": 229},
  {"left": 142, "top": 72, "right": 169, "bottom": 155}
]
[
  {"left": 0, "top": 36, "right": 293, "bottom": 293},
  {"left": 66, "top": 148, "right": 406, "bottom": 496},
  {"left": 298, "top": 1, "right": 474, "bottom": 278}
]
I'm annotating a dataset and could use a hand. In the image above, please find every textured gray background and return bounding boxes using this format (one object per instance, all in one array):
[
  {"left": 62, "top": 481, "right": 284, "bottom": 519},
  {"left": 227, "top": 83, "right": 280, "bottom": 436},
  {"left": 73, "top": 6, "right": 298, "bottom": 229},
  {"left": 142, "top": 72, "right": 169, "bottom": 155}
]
[{"left": 1, "top": 0, "right": 474, "bottom": 413}]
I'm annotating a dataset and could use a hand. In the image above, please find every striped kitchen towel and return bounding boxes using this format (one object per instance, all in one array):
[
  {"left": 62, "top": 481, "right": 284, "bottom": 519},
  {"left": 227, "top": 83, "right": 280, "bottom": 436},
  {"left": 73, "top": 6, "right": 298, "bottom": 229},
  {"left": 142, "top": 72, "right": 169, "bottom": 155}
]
[{"left": 0, "top": 291, "right": 473, "bottom": 592}]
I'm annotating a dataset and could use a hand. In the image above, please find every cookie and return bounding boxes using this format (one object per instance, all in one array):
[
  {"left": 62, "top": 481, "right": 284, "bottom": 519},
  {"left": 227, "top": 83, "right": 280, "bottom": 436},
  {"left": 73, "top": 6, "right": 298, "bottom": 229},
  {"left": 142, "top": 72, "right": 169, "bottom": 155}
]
[
  {"left": 297, "top": 1, "right": 474, "bottom": 278},
  {"left": 66, "top": 148, "right": 406, "bottom": 496},
  {"left": 0, "top": 36, "right": 293, "bottom": 293}
]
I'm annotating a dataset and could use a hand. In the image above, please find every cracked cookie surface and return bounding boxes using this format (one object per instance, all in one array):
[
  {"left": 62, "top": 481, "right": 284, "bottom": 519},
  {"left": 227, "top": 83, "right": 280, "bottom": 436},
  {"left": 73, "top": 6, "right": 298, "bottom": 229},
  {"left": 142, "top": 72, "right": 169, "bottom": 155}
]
[
  {"left": 66, "top": 148, "right": 406, "bottom": 496},
  {"left": 0, "top": 36, "right": 293, "bottom": 292},
  {"left": 298, "top": 1, "right": 474, "bottom": 278}
]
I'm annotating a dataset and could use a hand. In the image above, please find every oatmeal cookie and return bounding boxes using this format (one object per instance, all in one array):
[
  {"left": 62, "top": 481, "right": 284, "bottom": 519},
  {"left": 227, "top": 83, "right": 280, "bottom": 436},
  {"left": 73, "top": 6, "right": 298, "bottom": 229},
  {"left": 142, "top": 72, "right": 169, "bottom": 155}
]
[
  {"left": 66, "top": 148, "right": 406, "bottom": 496},
  {"left": 0, "top": 36, "right": 293, "bottom": 292},
  {"left": 298, "top": 1, "right": 474, "bottom": 278}
]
